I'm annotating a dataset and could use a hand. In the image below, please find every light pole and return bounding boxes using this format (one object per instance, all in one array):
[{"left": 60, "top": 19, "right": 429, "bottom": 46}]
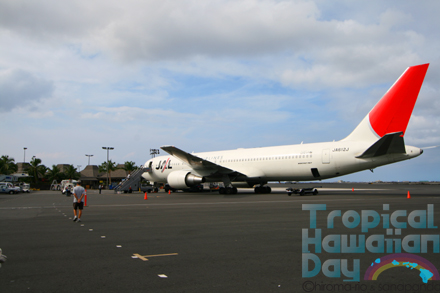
[
  {"left": 85, "top": 154, "right": 94, "bottom": 165},
  {"left": 102, "top": 147, "right": 114, "bottom": 188},
  {"left": 23, "top": 147, "right": 27, "bottom": 163},
  {"left": 150, "top": 149, "right": 160, "bottom": 158}
]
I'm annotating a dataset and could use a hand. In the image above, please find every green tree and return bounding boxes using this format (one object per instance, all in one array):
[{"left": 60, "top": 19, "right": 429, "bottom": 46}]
[
  {"left": 0, "top": 155, "right": 18, "bottom": 175},
  {"left": 46, "top": 165, "right": 62, "bottom": 183},
  {"left": 28, "top": 157, "right": 46, "bottom": 183},
  {"left": 40, "top": 165, "right": 49, "bottom": 182},
  {"left": 99, "top": 160, "right": 118, "bottom": 186},
  {"left": 123, "top": 161, "right": 137, "bottom": 174},
  {"left": 64, "top": 165, "right": 80, "bottom": 180}
]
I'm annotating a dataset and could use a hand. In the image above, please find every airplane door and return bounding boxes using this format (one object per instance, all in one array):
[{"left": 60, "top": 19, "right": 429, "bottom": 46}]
[{"left": 322, "top": 149, "right": 330, "bottom": 164}]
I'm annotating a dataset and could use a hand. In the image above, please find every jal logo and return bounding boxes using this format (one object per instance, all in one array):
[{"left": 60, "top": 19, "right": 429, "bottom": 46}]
[{"left": 155, "top": 158, "right": 172, "bottom": 173}]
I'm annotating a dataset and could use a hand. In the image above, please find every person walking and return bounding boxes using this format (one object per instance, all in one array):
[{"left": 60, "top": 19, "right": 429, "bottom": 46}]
[
  {"left": 73, "top": 181, "right": 86, "bottom": 222},
  {"left": 99, "top": 184, "right": 102, "bottom": 194}
]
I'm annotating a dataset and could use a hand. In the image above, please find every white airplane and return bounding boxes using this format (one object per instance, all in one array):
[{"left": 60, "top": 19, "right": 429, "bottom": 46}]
[{"left": 142, "top": 64, "right": 429, "bottom": 194}]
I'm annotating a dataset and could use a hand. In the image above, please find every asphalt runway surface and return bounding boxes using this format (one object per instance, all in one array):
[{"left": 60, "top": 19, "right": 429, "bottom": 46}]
[{"left": 1, "top": 183, "right": 440, "bottom": 292}]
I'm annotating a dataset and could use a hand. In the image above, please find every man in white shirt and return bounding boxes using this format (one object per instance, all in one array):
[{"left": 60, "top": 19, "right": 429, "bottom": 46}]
[{"left": 73, "top": 181, "right": 86, "bottom": 222}]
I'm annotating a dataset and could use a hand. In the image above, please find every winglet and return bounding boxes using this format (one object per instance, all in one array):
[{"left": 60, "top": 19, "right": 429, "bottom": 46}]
[{"left": 369, "top": 63, "right": 429, "bottom": 137}]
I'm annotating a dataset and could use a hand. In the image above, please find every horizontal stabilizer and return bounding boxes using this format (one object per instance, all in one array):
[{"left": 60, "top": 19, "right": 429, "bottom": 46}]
[{"left": 356, "top": 132, "right": 406, "bottom": 158}]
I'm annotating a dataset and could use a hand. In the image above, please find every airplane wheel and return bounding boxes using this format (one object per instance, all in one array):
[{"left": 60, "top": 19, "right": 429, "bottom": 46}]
[
  {"left": 299, "top": 190, "right": 305, "bottom": 196},
  {"left": 255, "top": 186, "right": 271, "bottom": 194},
  {"left": 224, "top": 187, "right": 237, "bottom": 194},
  {"left": 313, "top": 189, "right": 318, "bottom": 195}
]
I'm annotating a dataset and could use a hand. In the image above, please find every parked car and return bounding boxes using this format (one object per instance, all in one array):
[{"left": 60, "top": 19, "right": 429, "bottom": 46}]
[
  {"left": 0, "top": 182, "right": 21, "bottom": 194},
  {"left": 15, "top": 182, "right": 31, "bottom": 193},
  {"left": 50, "top": 180, "right": 61, "bottom": 190}
]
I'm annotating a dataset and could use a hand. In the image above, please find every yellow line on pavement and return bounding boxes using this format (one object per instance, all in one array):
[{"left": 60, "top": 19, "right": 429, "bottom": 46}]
[{"left": 133, "top": 253, "right": 178, "bottom": 261}]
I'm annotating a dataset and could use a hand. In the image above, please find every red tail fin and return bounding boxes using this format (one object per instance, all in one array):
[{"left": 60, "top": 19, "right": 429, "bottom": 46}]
[{"left": 369, "top": 63, "right": 429, "bottom": 137}]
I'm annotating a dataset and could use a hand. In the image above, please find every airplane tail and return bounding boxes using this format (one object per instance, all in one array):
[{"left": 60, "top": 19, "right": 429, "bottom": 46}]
[{"left": 343, "top": 63, "right": 429, "bottom": 142}]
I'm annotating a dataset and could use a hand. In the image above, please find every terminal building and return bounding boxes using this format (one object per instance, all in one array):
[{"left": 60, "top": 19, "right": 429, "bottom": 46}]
[
  {"left": 12, "top": 163, "right": 134, "bottom": 190},
  {"left": 79, "top": 164, "right": 132, "bottom": 189}
]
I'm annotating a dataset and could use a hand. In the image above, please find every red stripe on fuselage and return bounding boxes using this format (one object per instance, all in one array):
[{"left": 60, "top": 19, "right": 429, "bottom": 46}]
[
  {"left": 369, "top": 63, "right": 429, "bottom": 137},
  {"left": 162, "top": 158, "right": 170, "bottom": 173}
]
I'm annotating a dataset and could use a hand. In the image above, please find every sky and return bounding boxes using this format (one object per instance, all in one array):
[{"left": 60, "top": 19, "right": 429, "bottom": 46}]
[{"left": 0, "top": 0, "right": 439, "bottom": 182}]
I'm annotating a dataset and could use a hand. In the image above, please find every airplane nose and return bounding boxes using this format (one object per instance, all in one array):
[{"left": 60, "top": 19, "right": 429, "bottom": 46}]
[{"left": 420, "top": 149, "right": 424, "bottom": 155}]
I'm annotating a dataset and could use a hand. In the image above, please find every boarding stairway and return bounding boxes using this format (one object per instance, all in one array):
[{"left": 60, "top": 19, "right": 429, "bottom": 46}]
[{"left": 113, "top": 167, "right": 148, "bottom": 193}]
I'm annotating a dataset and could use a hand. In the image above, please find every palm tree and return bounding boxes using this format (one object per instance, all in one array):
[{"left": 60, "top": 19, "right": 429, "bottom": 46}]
[
  {"left": 28, "top": 157, "right": 46, "bottom": 183},
  {"left": 0, "top": 155, "right": 18, "bottom": 175},
  {"left": 64, "top": 165, "right": 79, "bottom": 180},
  {"left": 46, "top": 165, "right": 62, "bottom": 183},
  {"left": 99, "top": 160, "right": 118, "bottom": 187},
  {"left": 40, "top": 165, "right": 49, "bottom": 182},
  {"left": 123, "top": 161, "right": 137, "bottom": 174}
]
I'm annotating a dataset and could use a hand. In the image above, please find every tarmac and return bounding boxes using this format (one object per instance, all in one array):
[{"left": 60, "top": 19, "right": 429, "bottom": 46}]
[{"left": 1, "top": 183, "right": 440, "bottom": 292}]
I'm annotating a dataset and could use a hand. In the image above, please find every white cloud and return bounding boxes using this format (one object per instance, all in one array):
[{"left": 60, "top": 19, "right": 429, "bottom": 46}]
[{"left": 0, "top": 69, "right": 54, "bottom": 112}]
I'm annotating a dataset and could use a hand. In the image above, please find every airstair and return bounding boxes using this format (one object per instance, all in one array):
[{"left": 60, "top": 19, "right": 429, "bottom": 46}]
[{"left": 114, "top": 167, "right": 148, "bottom": 193}]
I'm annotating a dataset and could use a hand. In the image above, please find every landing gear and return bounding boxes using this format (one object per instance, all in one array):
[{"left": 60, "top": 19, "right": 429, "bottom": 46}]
[
  {"left": 219, "top": 187, "right": 238, "bottom": 194},
  {"left": 219, "top": 175, "right": 238, "bottom": 195},
  {"left": 254, "top": 186, "right": 271, "bottom": 194},
  {"left": 164, "top": 185, "right": 175, "bottom": 193}
]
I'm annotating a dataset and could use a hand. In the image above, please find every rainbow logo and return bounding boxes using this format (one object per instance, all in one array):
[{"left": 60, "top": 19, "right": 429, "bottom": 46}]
[{"left": 364, "top": 253, "right": 440, "bottom": 283}]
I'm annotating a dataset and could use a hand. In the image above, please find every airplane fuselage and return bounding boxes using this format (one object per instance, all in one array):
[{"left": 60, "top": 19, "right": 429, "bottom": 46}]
[{"left": 142, "top": 140, "right": 422, "bottom": 186}]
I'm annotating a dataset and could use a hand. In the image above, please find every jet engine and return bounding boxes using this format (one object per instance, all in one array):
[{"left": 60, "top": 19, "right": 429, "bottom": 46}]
[{"left": 167, "top": 170, "right": 205, "bottom": 189}]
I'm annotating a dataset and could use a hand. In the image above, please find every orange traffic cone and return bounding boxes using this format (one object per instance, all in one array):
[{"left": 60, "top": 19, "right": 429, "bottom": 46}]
[
  {"left": 168, "top": 190, "right": 171, "bottom": 195},
  {"left": 144, "top": 192, "right": 148, "bottom": 200},
  {"left": 85, "top": 190, "right": 87, "bottom": 206},
  {"left": 407, "top": 191, "right": 411, "bottom": 199},
  {"left": 352, "top": 188, "right": 354, "bottom": 192}
]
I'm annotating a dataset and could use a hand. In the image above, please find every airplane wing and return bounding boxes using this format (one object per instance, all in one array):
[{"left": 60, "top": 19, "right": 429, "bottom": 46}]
[
  {"left": 356, "top": 132, "right": 406, "bottom": 158},
  {"left": 160, "top": 145, "right": 245, "bottom": 177}
]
